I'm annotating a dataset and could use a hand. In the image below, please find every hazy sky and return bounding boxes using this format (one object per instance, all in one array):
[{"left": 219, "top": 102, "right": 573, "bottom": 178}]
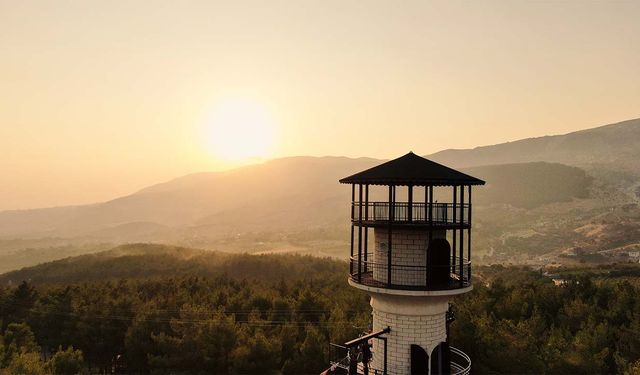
[{"left": 1, "top": 0, "right": 639, "bottom": 210}]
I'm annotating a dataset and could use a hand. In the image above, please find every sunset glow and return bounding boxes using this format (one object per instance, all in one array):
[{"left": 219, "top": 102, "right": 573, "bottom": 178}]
[
  {"left": 205, "top": 98, "right": 276, "bottom": 161},
  {"left": 0, "top": 1, "right": 639, "bottom": 209}
]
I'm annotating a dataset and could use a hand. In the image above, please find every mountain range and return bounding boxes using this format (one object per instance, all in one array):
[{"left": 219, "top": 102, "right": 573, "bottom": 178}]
[
  {"left": 430, "top": 118, "right": 640, "bottom": 172},
  {"left": 0, "top": 118, "right": 639, "bottom": 272}
]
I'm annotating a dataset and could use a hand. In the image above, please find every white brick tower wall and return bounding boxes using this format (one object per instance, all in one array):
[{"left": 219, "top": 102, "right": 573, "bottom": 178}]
[
  {"left": 370, "top": 294, "right": 449, "bottom": 375},
  {"left": 367, "top": 228, "right": 451, "bottom": 375},
  {"left": 373, "top": 229, "right": 446, "bottom": 287}
]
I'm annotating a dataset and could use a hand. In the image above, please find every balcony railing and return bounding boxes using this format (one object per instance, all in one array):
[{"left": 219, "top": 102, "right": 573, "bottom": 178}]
[
  {"left": 364, "top": 346, "right": 470, "bottom": 375},
  {"left": 352, "top": 202, "right": 470, "bottom": 226},
  {"left": 350, "top": 255, "right": 471, "bottom": 291},
  {"left": 451, "top": 347, "right": 471, "bottom": 375}
]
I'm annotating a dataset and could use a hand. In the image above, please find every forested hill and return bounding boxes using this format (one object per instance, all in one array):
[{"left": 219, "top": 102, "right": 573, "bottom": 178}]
[
  {"left": 0, "top": 243, "right": 345, "bottom": 285},
  {"left": 1, "top": 245, "right": 640, "bottom": 373},
  {"left": 0, "top": 244, "right": 370, "bottom": 374},
  {"left": 467, "top": 162, "right": 591, "bottom": 209}
]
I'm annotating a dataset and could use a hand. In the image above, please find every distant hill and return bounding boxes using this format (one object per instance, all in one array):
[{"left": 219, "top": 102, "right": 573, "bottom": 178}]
[
  {"left": 0, "top": 156, "right": 378, "bottom": 237},
  {"left": 0, "top": 159, "right": 595, "bottom": 240},
  {"left": 429, "top": 118, "right": 640, "bottom": 173},
  {"left": 468, "top": 162, "right": 592, "bottom": 209},
  {"left": 0, "top": 243, "right": 345, "bottom": 285},
  {"left": 0, "top": 118, "right": 638, "bottom": 272}
]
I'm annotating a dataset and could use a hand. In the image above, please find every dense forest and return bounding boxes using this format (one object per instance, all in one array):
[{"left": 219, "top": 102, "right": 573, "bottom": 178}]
[{"left": 1, "top": 245, "right": 640, "bottom": 374}]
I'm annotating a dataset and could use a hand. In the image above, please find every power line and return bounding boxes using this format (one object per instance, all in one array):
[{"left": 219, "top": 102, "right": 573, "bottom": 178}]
[{"left": 13, "top": 306, "right": 370, "bottom": 328}]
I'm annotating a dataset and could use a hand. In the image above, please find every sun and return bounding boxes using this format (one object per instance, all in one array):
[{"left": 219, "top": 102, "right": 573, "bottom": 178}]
[{"left": 205, "top": 97, "right": 276, "bottom": 161}]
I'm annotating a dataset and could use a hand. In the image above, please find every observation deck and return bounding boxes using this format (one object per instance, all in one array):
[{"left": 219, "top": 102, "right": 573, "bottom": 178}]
[
  {"left": 351, "top": 201, "right": 470, "bottom": 229},
  {"left": 349, "top": 254, "right": 471, "bottom": 293}
]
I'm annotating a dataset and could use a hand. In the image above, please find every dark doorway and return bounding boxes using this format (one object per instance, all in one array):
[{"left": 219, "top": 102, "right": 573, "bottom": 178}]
[
  {"left": 411, "top": 344, "right": 429, "bottom": 375},
  {"left": 427, "top": 238, "right": 451, "bottom": 288},
  {"left": 430, "top": 342, "right": 451, "bottom": 375}
]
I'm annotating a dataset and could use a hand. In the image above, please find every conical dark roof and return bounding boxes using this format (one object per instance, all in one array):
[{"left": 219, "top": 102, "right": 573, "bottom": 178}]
[{"left": 339, "top": 152, "right": 485, "bottom": 186}]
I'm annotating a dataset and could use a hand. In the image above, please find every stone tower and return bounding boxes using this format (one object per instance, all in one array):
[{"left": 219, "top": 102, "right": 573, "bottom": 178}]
[{"left": 339, "top": 152, "right": 484, "bottom": 375}]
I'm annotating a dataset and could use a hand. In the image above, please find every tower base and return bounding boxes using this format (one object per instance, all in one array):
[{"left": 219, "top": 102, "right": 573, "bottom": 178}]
[{"left": 370, "top": 293, "right": 449, "bottom": 375}]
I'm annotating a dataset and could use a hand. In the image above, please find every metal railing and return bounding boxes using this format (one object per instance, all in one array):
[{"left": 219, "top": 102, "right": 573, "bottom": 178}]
[
  {"left": 451, "top": 347, "right": 471, "bottom": 375},
  {"left": 352, "top": 202, "right": 470, "bottom": 225},
  {"left": 364, "top": 347, "right": 470, "bottom": 375},
  {"left": 328, "top": 343, "right": 349, "bottom": 372},
  {"left": 350, "top": 255, "right": 471, "bottom": 291}
]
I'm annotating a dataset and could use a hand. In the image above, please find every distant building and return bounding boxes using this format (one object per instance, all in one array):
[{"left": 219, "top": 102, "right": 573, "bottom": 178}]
[
  {"left": 552, "top": 278, "right": 568, "bottom": 286},
  {"left": 333, "top": 152, "right": 484, "bottom": 375}
]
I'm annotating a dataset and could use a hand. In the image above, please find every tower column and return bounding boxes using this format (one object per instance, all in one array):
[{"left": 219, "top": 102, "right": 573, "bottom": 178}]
[{"left": 371, "top": 294, "right": 449, "bottom": 375}]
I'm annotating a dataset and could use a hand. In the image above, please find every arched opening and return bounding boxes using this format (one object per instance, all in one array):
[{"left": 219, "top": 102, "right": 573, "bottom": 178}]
[
  {"left": 411, "top": 344, "right": 429, "bottom": 375},
  {"left": 430, "top": 342, "right": 451, "bottom": 375},
  {"left": 427, "top": 238, "right": 451, "bottom": 288}
]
